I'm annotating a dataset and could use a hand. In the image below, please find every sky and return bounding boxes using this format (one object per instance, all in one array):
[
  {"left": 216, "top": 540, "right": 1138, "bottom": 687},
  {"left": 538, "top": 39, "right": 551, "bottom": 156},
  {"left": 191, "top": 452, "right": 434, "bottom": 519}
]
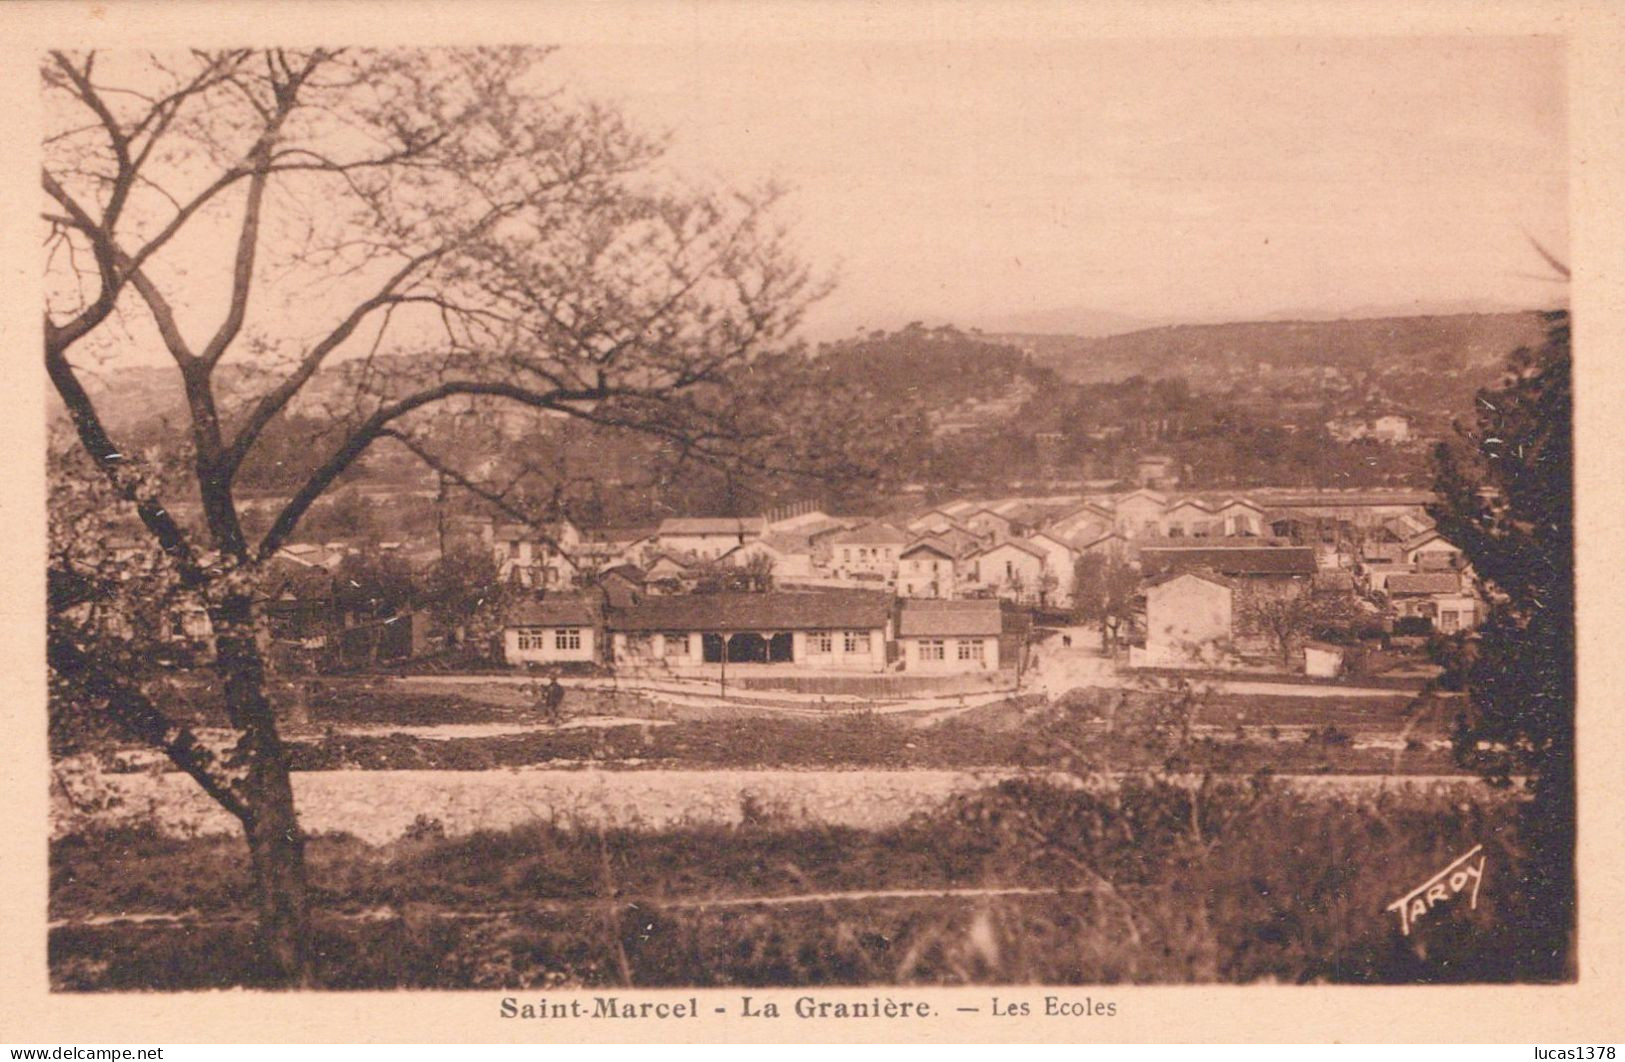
[{"left": 545, "top": 34, "right": 1569, "bottom": 338}]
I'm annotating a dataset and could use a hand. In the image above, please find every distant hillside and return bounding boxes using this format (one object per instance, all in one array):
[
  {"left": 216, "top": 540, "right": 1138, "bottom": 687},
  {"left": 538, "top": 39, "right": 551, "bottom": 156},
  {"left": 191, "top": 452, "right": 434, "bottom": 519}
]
[{"left": 995, "top": 311, "right": 1553, "bottom": 385}]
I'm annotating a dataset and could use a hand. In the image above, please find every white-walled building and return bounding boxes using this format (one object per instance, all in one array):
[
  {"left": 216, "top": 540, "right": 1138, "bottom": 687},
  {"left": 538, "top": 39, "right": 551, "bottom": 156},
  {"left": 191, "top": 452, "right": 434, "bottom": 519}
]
[
  {"left": 607, "top": 591, "right": 891, "bottom": 671},
  {"left": 1140, "top": 571, "right": 1234, "bottom": 667},
  {"left": 899, "top": 538, "right": 962, "bottom": 599},
  {"left": 655, "top": 517, "right": 766, "bottom": 561},
  {"left": 503, "top": 594, "right": 602, "bottom": 666},
  {"left": 970, "top": 539, "right": 1050, "bottom": 605},
  {"left": 897, "top": 599, "right": 1003, "bottom": 672}
]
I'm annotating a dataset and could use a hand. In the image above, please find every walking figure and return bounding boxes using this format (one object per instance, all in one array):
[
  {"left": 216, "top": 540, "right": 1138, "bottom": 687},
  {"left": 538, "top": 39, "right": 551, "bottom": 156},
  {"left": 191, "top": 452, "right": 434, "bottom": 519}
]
[{"left": 542, "top": 676, "right": 566, "bottom": 724}]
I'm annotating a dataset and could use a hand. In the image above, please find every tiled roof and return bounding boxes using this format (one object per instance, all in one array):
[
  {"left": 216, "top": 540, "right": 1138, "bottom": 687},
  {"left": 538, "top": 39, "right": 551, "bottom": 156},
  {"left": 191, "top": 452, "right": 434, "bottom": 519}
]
[
  {"left": 1386, "top": 573, "right": 1463, "bottom": 595},
  {"left": 658, "top": 517, "right": 766, "bottom": 535},
  {"left": 611, "top": 591, "right": 891, "bottom": 632},
  {"left": 970, "top": 539, "right": 1049, "bottom": 561},
  {"left": 901, "top": 536, "right": 959, "bottom": 560},
  {"left": 1144, "top": 569, "right": 1237, "bottom": 591},
  {"left": 507, "top": 593, "right": 601, "bottom": 627},
  {"left": 829, "top": 522, "right": 910, "bottom": 546},
  {"left": 1140, "top": 546, "right": 1317, "bottom": 577},
  {"left": 897, "top": 599, "right": 1003, "bottom": 637}
]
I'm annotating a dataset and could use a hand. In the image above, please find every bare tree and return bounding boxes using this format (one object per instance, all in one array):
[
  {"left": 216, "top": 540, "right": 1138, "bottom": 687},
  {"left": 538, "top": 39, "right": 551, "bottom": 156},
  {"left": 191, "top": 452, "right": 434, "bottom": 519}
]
[
  {"left": 43, "top": 47, "right": 818, "bottom": 984},
  {"left": 1235, "top": 584, "right": 1360, "bottom": 671}
]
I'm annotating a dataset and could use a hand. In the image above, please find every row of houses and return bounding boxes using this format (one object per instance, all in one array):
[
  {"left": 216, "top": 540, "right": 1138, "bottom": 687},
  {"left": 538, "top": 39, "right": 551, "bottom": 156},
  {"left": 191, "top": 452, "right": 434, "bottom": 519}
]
[
  {"left": 474, "top": 484, "right": 1447, "bottom": 615},
  {"left": 502, "top": 591, "right": 1014, "bottom": 675}
]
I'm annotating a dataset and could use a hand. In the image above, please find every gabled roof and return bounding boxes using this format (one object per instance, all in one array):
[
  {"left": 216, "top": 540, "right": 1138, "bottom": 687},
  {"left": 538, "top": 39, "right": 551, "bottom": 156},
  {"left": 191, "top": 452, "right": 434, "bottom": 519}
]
[
  {"left": 897, "top": 599, "right": 1003, "bottom": 637},
  {"left": 1386, "top": 573, "right": 1463, "bottom": 595},
  {"left": 971, "top": 539, "right": 1048, "bottom": 562},
  {"left": 900, "top": 537, "right": 958, "bottom": 561},
  {"left": 1117, "top": 488, "right": 1168, "bottom": 506},
  {"left": 1140, "top": 546, "right": 1317, "bottom": 577},
  {"left": 657, "top": 516, "right": 766, "bottom": 536},
  {"left": 600, "top": 563, "right": 646, "bottom": 584},
  {"left": 1048, "top": 501, "right": 1115, "bottom": 526},
  {"left": 1074, "top": 530, "right": 1127, "bottom": 550},
  {"left": 1164, "top": 499, "right": 1214, "bottom": 515},
  {"left": 507, "top": 593, "right": 601, "bottom": 628},
  {"left": 1362, "top": 542, "right": 1405, "bottom": 563},
  {"left": 1403, "top": 529, "right": 1456, "bottom": 552},
  {"left": 828, "top": 522, "right": 910, "bottom": 546},
  {"left": 581, "top": 526, "right": 659, "bottom": 544},
  {"left": 758, "top": 532, "right": 814, "bottom": 554},
  {"left": 1214, "top": 497, "right": 1265, "bottom": 513},
  {"left": 611, "top": 591, "right": 891, "bottom": 632},
  {"left": 1144, "top": 569, "right": 1237, "bottom": 592},
  {"left": 1025, "top": 531, "right": 1078, "bottom": 554}
]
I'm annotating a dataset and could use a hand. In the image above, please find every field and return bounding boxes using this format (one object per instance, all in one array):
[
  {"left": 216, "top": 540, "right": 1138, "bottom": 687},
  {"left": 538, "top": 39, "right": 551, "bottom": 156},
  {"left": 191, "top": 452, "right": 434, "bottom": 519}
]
[
  {"left": 51, "top": 673, "right": 1529, "bottom": 990},
  {"left": 51, "top": 777, "right": 1541, "bottom": 990}
]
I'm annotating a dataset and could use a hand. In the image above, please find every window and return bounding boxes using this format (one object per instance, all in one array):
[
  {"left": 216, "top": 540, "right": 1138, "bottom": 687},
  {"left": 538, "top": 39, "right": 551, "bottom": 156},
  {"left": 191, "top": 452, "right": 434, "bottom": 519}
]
[
  {"left": 517, "top": 628, "right": 542, "bottom": 651},
  {"left": 843, "top": 548, "right": 852, "bottom": 563},
  {"left": 920, "top": 639, "right": 945, "bottom": 661},
  {"left": 662, "top": 632, "right": 687, "bottom": 656},
  {"left": 843, "top": 629, "right": 867, "bottom": 654},
  {"left": 1005, "top": 560, "right": 1014, "bottom": 579},
  {"left": 810, "top": 631, "right": 833, "bottom": 653},
  {"left": 957, "top": 639, "right": 984, "bottom": 662},
  {"left": 1440, "top": 611, "right": 1460, "bottom": 634},
  {"left": 555, "top": 628, "right": 582, "bottom": 651}
]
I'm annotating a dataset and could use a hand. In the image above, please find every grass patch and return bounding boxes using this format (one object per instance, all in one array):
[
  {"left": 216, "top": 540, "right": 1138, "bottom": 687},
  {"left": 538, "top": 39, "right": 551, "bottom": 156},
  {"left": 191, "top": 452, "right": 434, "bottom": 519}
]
[{"left": 50, "top": 779, "right": 1552, "bottom": 989}]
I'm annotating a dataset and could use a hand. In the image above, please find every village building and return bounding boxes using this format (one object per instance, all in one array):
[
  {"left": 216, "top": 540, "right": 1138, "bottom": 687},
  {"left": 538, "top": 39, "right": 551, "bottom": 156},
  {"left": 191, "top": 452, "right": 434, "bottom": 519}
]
[
  {"left": 963, "top": 507, "right": 1016, "bottom": 542},
  {"left": 718, "top": 533, "right": 816, "bottom": 581},
  {"left": 596, "top": 564, "right": 646, "bottom": 609},
  {"left": 643, "top": 552, "right": 699, "bottom": 594},
  {"left": 969, "top": 538, "right": 1050, "bottom": 605},
  {"left": 1139, "top": 544, "right": 1318, "bottom": 593},
  {"left": 492, "top": 520, "right": 582, "bottom": 589},
  {"left": 1213, "top": 498, "right": 1266, "bottom": 537},
  {"left": 1073, "top": 529, "right": 1130, "bottom": 563},
  {"left": 607, "top": 591, "right": 890, "bottom": 671},
  {"left": 1139, "top": 571, "right": 1235, "bottom": 668},
  {"left": 1163, "top": 499, "right": 1216, "bottom": 538},
  {"left": 896, "top": 599, "right": 1003, "bottom": 673},
  {"left": 572, "top": 526, "right": 659, "bottom": 570},
  {"left": 1044, "top": 501, "right": 1114, "bottom": 544},
  {"left": 1303, "top": 641, "right": 1346, "bottom": 678},
  {"left": 1401, "top": 530, "right": 1465, "bottom": 570},
  {"left": 1113, "top": 489, "right": 1168, "bottom": 537},
  {"left": 898, "top": 537, "right": 962, "bottom": 599},
  {"left": 502, "top": 594, "right": 603, "bottom": 667},
  {"left": 1024, "top": 531, "right": 1079, "bottom": 608},
  {"left": 655, "top": 516, "right": 766, "bottom": 561},
  {"left": 826, "top": 522, "right": 909, "bottom": 583},
  {"left": 1385, "top": 572, "right": 1480, "bottom": 633}
]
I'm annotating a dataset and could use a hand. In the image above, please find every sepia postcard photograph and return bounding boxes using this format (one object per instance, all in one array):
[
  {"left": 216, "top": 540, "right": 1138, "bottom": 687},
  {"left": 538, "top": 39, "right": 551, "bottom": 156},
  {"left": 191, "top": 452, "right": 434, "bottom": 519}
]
[{"left": 5, "top": 0, "right": 1625, "bottom": 1045}]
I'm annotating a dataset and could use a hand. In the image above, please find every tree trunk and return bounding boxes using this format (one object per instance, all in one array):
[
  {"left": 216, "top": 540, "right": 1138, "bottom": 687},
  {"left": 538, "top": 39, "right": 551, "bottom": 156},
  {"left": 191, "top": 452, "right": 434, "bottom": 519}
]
[
  {"left": 215, "top": 594, "right": 315, "bottom": 987},
  {"left": 242, "top": 771, "right": 314, "bottom": 987}
]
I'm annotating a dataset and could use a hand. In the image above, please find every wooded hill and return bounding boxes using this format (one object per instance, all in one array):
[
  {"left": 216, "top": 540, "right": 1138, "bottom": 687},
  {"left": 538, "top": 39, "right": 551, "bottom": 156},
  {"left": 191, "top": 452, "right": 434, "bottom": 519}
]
[{"left": 997, "top": 311, "right": 1553, "bottom": 385}]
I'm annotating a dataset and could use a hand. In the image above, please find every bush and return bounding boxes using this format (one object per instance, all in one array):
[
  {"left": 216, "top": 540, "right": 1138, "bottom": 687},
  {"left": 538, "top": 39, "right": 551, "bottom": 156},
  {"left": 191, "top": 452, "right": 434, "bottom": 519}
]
[{"left": 50, "top": 782, "right": 1542, "bottom": 988}]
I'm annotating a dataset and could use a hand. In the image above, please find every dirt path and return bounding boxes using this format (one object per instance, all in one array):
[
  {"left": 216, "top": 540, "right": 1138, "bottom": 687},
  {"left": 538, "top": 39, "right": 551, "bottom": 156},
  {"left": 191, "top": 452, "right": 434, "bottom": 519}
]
[
  {"left": 54, "top": 766, "right": 1502, "bottom": 845},
  {"left": 49, "top": 884, "right": 1114, "bottom": 930}
]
